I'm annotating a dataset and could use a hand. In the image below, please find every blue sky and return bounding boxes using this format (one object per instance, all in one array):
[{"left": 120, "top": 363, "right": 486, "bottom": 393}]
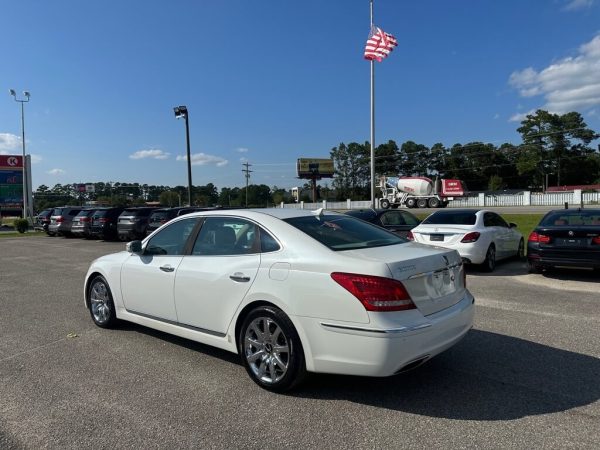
[{"left": 1, "top": 0, "right": 599, "bottom": 190}]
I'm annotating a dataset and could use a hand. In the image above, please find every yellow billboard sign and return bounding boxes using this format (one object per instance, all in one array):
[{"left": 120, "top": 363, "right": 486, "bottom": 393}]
[{"left": 296, "top": 158, "right": 334, "bottom": 179}]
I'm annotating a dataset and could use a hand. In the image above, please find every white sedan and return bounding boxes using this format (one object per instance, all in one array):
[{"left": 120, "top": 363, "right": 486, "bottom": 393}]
[
  {"left": 84, "top": 208, "right": 474, "bottom": 392},
  {"left": 409, "top": 209, "right": 524, "bottom": 271}
]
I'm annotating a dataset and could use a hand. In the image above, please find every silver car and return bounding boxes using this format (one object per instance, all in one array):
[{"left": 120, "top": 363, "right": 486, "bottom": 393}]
[{"left": 48, "top": 206, "right": 85, "bottom": 236}]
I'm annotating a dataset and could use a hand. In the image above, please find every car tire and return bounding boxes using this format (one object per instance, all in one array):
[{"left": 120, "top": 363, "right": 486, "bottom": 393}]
[
  {"left": 87, "top": 275, "right": 117, "bottom": 328},
  {"left": 428, "top": 197, "right": 440, "bottom": 208},
  {"left": 516, "top": 239, "right": 525, "bottom": 260},
  {"left": 482, "top": 245, "right": 496, "bottom": 272},
  {"left": 405, "top": 198, "right": 416, "bottom": 208},
  {"left": 380, "top": 199, "right": 390, "bottom": 209},
  {"left": 416, "top": 199, "right": 428, "bottom": 208},
  {"left": 238, "top": 305, "right": 306, "bottom": 392}
]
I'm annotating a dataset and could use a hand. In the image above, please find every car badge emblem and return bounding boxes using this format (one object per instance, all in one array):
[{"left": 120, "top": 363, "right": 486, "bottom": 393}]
[{"left": 568, "top": 231, "right": 574, "bottom": 237}]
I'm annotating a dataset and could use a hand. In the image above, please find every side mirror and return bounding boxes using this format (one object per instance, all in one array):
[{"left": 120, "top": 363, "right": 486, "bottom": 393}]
[
  {"left": 126, "top": 240, "right": 143, "bottom": 254},
  {"left": 509, "top": 222, "right": 518, "bottom": 228}
]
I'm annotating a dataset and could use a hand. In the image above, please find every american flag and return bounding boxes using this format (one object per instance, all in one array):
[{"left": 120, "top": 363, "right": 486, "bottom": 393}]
[{"left": 364, "top": 26, "right": 398, "bottom": 62}]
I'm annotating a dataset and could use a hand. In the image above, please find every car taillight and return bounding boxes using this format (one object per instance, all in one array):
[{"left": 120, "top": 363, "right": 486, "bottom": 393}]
[
  {"left": 460, "top": 232, "right": 480, "bottom": 243},
  {"left": 81, "top": 217, "right": 91, "bottom": 222},
  {"left": 592, "top": 236, "right": 600, "bottom": 245},
  {"left": 528, "top": 231, "right": 551, "bottom": 244},
  {"left": 56, "top": 216, "right": 64, "bottom": 223},
  {"left": 330, "top": 272, "right": 416, "bottom": 312},
  {"left": 99, "top": 218, "right": 109, "bottom": 223},
  {"left": 407, "top": 231, "right": 414, "bottom": 241}
]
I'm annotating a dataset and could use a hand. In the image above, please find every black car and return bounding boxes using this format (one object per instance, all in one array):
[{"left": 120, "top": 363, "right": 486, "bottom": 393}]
[
  {"left": 34, "top": 208, "right": 53, "bottom": 232},
  {"left": 344, "top": 208, "right": 421, "bottom": 238},
  {"left": 89, "top": 207, "right": 125, "bottom": 240},
  {"left": 117, "top": 207, "right": 157, "bottom": 240},
  {"left": 527, "top": 208, "right": 600, "bottom": 273}
]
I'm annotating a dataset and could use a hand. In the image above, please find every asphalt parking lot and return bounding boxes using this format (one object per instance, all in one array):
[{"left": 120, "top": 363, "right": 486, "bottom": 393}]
[{"left": 1, "top": 236, "right": 599, "bottom": 449}]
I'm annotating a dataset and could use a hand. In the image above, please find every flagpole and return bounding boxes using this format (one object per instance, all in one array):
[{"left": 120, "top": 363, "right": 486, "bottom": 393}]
[{"left": 370, "top": 0, "right": 376, "bottom": 208}]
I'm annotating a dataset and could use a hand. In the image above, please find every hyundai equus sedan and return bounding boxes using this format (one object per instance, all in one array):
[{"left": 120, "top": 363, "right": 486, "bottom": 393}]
[{"left": 84, "top": 208, "right": 474, "bottom": 392}]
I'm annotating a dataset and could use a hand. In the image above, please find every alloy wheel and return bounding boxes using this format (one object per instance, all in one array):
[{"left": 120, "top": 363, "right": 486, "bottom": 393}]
[{"left": 243, "top": 317, "right": 290, "bottom": 384}]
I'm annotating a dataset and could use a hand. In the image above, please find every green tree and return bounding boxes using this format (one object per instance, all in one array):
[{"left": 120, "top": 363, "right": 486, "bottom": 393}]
[
  {"left": 517, "top": 110, "right": 598, "bottom": 188},
  {"left": 159, "top": 191, "right": 180, "bottom": 207}
]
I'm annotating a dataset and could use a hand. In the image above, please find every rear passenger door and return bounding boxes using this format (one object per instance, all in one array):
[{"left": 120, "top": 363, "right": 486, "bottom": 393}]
[{"left": 173, "top": 217, "right": 261, "bottom": 335}]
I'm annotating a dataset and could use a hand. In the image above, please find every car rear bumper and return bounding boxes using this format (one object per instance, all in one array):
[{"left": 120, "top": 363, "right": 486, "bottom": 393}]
[
  {"left": 293, "top": 291, "right": 474, "bottom": 377},
  {"left": 528, "top": 253, "right": 600, "bottom": 269}
]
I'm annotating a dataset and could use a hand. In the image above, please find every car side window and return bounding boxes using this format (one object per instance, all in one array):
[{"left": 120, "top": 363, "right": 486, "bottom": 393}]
[
  {"left": 145, "top": 218, "right": 198, "bottom": 256},
  {"left": 493, "top": 214, "right": 509, "bottom": 228},
  {"left": 260, "top": 228, "right": 281, "bottom": 253},
  {"left": 381, "top": 211, "right": 405, "bottom": 226},
  {"left": 192, "top": 217, "right": 259, "bottom": 256},
  {"left": 483, "top": 213, "right": 495, "bottom": 227},
  {"left": 400, "top": 212, "right": 420, "bottom": 226}
]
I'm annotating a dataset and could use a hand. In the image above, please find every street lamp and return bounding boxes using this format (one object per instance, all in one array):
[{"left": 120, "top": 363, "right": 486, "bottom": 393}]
[
  {"left": 9, "top": 89, "right": 31, "bottom": 222},
  {"left": 173, "top": 105, "right": 193, "bottom": 206}
]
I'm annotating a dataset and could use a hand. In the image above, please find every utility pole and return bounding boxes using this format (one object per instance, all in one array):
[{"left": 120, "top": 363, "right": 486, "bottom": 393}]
[{"left": 242, "top": 162, "right": 252, "bottom": 207}]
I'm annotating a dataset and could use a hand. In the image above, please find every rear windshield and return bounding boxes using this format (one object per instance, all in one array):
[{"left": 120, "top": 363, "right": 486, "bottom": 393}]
[
  {"left": 284, "top": 214, "right": 404, "bottom": 251},
  {"left": 150, "top": 211, "right": 169, "bottom": 221},
  {"left": 540, "top": 211, "right": 600, "bottom": 227},
  {"left": 52, "top": 208, "right": 64, "bottom": 215},
  {"left": 423, "top": 211, "right": 477, "bottom": 225},
  {"left": 121, "top": 209, "right": 153, "bottom": 217},
  {"left": 75, "top": 210, "right": 94, "bottom": 217},
  {"left": 93, "top": 210, "right": 109, "bottom": 218}
]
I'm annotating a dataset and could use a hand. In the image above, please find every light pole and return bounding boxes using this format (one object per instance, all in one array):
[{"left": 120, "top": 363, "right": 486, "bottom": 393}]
[
  {"left": 9, "top": 89, "right": 30, "bottom": 221},
  {"left": 173, "top": 105, "right": 193, "bottom": 206}
]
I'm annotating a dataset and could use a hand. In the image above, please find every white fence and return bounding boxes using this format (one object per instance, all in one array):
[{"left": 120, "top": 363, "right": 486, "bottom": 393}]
[{"left": 280, "top": 189, "right": 599, "bottom": 210}]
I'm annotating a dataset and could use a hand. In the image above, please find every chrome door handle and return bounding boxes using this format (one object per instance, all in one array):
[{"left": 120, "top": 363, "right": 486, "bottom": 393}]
[
  {"left": 160, "top": 265, "right": 175, "bottom": 272},
  {"left": 230, "top": 273, "right": 251, "bottom": 282}
]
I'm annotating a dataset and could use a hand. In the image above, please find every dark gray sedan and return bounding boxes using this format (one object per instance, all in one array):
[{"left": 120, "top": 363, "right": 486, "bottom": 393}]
[{"left": 344, "top": 208, "right": 421, "bottom": 238}]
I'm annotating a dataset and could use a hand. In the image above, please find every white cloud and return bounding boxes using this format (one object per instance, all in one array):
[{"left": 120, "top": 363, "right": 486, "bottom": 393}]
[
  {"left": 30, "top": 154, "right": 43, "bottom": 164},
  {"left": 509, "top": 34, "right": 600, "bottom": 114},
  {"left": 47, "top": 168, "right": 65, "bottom": 175},
  {"left": 509, "top": 109, "right": 536, "bottom": 123},
  {"left": 563, "top": 0, "right": 594, "bottom": 11},
  {"left": 0, "top": 133, "right": 21, "bottom": 151},
  {"left": 177, "top": 153, "right": 228, "bottom": 167},
  {"left": 493, "top": 113, "right": 500, "bottom": 120},
  {"left": 129, "top": 149, "right": 170, "bottom": 160},
  {"left": 236, "top": 147, "right": 249, "bottom": 153}
]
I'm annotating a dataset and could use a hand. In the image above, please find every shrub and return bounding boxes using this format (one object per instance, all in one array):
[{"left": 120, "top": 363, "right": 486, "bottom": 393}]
[{"left": 13, "top": 218, "right": 29, "bottom": 233}]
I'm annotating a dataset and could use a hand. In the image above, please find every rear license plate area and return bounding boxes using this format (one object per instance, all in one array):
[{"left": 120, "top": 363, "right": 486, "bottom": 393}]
[
  {"left": 430, "top": 234, "right": 444, "bottom": 242},
  {"left": 556, "top": 238, "right": 584, "bottom": 247}
]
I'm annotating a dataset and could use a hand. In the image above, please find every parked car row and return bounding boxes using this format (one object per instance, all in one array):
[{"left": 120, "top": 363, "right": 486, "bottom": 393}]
[
  {"left": 344, "top": 207, "right": 600, "bottom": 273},
  {"left": 35, "top": 206, "right": 219, "bottom": 240}
]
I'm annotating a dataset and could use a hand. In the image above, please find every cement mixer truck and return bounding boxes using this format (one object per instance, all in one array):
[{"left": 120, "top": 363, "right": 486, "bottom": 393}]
[{"left": 378, "top": 176, "right": 465, "bottom": 209}]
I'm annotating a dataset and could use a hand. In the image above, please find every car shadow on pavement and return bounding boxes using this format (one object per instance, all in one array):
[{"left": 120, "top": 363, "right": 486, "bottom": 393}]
[
  {"left": 293, "top": 329, "right": 600, "bottom": 421},
  {"left": 467, "top": 260, "right": 600, "bottom": 281},
  {"left": 116, "top": 322, "right": 242, "bottom": 366}
]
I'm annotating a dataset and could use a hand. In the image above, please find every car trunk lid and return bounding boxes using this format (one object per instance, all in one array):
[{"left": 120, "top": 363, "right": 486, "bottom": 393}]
[
  {"left": 343, "top": 243, "right": 466, "bottom": 316},
  {"left": 412, "top": 224, "right": 474, "bottom": 245}
]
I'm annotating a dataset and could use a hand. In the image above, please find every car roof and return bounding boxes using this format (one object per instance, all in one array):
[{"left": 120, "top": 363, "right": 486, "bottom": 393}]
[{"left": 181, "top": 208, "right": 343, "bottom": 221}]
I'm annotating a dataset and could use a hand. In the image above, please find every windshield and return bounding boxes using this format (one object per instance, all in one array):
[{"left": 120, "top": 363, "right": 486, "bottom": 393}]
[
  {"left": 284, "top": 214, "right": 405, "bottom": 251},
  {"left": 423, "top": 211, "right": 477, "bottom": 225}
]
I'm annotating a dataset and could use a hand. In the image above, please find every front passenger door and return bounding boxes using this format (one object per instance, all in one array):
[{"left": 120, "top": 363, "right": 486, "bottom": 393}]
[{"left": 120, "top": 217, "right": 199, "bottom": 321}]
